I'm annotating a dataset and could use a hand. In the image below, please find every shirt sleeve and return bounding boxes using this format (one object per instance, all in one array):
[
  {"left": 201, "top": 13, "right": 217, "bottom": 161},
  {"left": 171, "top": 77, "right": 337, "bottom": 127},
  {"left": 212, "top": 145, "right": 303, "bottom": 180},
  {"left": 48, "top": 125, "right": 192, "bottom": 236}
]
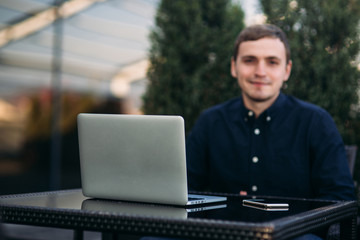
[
  {"left": 186, "top": 112, "right": 210, "bottom": 191},
  {"left": 309, "top": 110, "right": 356, "bottom": 200}
]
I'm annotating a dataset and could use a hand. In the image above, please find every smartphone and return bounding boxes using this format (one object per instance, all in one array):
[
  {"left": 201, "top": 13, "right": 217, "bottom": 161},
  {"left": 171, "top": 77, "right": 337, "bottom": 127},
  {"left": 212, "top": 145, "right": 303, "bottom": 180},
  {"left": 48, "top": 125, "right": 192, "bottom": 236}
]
[{"left": 242, "top": 199, "right": 289, "bottom": 211}]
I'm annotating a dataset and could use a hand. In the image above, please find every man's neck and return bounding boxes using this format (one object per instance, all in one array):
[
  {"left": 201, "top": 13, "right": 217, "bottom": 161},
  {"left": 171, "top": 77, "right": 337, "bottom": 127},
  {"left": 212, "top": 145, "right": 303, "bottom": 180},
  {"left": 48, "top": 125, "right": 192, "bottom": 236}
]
[{"left": 242, "top": 94, "right": 279, "bottom": 118}]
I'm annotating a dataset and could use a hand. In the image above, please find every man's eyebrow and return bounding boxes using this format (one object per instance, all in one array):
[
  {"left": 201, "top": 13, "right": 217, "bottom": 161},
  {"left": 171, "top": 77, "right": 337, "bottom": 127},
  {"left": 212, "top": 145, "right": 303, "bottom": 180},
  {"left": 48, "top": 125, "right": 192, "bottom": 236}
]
[
  {"left": 240, "top": 55, "right": 257, "bottom": 59},
  {"left": 266, "top": 56, "right": 281, "bottom": 60},
  {"left": 240, "top": 55, "right": 281, "bottom": 60}
]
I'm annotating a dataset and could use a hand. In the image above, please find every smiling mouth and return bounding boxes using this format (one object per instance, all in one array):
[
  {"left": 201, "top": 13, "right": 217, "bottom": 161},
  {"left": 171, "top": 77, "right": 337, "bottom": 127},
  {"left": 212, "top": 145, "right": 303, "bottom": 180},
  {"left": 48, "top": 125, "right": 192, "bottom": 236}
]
[{"left": 249, "top": 80, "right": 270, "bottom": 86}]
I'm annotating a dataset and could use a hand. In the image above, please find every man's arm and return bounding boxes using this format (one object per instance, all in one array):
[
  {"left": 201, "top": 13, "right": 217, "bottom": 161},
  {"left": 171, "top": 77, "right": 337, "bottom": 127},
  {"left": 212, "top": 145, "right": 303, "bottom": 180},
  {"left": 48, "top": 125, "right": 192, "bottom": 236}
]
[
  {"left": 309, "top": 111, "right": 356, "bottom": 200},
  {"left": 186, "top": 113, "right": 210, "bottom": 191}
]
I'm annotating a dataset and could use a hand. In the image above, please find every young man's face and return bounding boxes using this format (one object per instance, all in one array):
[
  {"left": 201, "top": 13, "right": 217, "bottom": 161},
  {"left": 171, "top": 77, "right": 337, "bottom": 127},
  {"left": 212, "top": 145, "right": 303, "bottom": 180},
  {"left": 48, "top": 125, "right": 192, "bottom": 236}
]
[{"left": 231, "top": 37, "right": 292, "bottom": 107}]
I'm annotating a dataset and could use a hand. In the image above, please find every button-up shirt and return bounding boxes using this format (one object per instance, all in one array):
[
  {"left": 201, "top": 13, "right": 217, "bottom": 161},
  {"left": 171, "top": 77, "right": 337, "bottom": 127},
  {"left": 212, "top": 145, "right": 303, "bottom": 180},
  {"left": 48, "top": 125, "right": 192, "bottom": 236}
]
[{"left": 186, "top": 93, "right": 355, "bottom": 200}]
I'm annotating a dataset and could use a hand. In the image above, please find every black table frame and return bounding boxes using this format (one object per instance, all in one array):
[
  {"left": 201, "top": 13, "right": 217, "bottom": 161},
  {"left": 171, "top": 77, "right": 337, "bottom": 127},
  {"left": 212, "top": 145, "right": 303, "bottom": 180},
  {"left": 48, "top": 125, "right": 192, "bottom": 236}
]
[{"left": 0, "top": 189, "right": 358, "bottom": 240}]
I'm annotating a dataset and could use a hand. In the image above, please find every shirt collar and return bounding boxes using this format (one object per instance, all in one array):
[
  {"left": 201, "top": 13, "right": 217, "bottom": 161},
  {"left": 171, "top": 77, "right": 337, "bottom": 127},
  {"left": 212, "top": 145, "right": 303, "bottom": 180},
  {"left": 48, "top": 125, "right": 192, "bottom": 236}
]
[
  {"left": 265, "top": 92, "right": 287, "bottom": 116},
  {"left": 232, "top": 92, "right": 287, "bottom": 123}
]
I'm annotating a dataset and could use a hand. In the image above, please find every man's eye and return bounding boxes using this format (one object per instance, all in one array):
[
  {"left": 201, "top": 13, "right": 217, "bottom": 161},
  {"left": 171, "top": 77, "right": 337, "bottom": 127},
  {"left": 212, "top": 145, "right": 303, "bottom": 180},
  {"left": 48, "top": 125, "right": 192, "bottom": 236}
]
[
  {"left": 269, "top": 60, "right": 279, "bottom": 65},
  {"left": 243, "top": 59, "right": 254, "bottom": 63},
  {"left": 267, "top": 58, "right": 281, "bottom": 65}
]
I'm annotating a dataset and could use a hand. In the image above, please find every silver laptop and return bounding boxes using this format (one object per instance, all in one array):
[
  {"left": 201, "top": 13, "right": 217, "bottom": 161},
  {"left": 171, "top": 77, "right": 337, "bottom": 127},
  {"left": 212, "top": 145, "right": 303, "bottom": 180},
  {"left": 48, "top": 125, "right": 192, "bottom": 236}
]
[{"left": 77, "top": 113, "right": 226, "bottom": 206}]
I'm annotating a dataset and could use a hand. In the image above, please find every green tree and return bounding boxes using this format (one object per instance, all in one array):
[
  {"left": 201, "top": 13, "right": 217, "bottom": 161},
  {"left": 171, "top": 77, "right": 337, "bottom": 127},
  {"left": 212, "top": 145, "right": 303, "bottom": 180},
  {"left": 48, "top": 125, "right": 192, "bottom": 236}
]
[
  {"left": 143, "top": 0, "right": 245, "bottom": 133},
  {"left": 260, "top": 0, "right": 360, "bottom": 142}
]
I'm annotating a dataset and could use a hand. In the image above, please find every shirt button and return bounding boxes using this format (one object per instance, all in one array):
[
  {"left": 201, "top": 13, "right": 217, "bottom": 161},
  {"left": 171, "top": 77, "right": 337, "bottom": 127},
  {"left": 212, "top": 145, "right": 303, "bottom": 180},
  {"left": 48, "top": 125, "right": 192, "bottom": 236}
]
[
  {"left": 252, "top": 156, "right": 259, "bottom": 163},
  {"left": 248, "top": 111, "right": 254, "bottom": 117},
  {"left": 254, "top": 128, "right": 260, "bottom": 135},
  {"left": 266, "top": 116, "right": 271, "bottom": 122},
  {"left": 252, "top": 185, "right": 258, "bottom": 192}
]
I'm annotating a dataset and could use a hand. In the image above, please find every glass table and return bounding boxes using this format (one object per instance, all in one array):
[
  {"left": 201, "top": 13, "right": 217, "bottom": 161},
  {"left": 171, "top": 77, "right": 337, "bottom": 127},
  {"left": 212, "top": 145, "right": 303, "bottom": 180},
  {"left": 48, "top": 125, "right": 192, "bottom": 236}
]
[{"left": 0, "top": 189, "right": 357, "bottom": 239}]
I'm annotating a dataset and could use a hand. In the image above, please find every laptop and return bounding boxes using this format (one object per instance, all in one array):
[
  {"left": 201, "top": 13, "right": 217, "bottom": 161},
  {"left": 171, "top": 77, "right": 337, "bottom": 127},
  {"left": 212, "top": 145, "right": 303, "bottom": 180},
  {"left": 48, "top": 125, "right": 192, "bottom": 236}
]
[{"left": 77, "top": 113, "right": 227, "bottom": 206}]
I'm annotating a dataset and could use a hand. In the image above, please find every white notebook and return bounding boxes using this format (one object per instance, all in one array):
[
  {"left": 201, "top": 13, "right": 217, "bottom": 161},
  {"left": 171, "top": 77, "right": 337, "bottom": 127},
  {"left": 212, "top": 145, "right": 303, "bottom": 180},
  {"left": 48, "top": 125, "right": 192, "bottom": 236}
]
[{"left": 77, "top": 113, "right": 226, "bottom": 206}]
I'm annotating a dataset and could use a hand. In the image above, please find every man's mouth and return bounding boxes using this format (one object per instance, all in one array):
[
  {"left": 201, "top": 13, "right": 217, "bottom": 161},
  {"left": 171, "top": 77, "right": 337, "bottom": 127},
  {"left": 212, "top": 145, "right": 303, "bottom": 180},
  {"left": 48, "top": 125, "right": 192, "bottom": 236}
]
[{"left": 248, "top": 80, "right": 270, "bottom": 86}]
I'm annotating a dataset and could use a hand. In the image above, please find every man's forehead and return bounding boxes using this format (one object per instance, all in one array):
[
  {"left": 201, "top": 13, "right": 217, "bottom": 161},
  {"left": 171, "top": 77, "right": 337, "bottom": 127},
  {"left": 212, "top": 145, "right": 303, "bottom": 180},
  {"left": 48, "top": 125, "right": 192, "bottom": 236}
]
[{"left": 238, "top": 38, "right": 286, "bottom": 59}]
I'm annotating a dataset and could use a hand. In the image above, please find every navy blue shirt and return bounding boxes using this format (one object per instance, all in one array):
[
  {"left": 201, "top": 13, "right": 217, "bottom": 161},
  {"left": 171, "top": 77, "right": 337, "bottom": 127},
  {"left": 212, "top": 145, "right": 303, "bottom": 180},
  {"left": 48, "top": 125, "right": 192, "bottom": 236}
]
[{"left": 186, "top": 93, "right": 356, "bottom": 200}]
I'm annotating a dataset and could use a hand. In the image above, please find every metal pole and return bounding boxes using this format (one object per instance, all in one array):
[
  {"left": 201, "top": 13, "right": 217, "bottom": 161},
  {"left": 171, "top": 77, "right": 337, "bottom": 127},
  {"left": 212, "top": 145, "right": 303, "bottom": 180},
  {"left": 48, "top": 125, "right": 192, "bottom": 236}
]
[{"left": 49, "top": 0, "right": 64, "bottom": 190}]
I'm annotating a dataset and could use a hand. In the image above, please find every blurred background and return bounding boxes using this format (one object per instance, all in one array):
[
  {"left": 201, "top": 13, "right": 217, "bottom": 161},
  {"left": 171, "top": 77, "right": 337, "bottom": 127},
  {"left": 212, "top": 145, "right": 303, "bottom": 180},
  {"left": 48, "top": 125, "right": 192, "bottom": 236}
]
[
  {"left": 0, "top": 0, "right": 160, "bottom": 194},
  {"left": 0, "top": 0, "right": 359, "bottom": 198}
]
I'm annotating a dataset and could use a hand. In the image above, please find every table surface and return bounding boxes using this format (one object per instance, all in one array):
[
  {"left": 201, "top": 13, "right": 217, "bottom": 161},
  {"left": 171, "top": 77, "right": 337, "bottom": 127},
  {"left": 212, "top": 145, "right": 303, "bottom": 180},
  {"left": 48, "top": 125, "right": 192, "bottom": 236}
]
[{"left": 0, "top": 189, "right": 357, "bottom": 239}]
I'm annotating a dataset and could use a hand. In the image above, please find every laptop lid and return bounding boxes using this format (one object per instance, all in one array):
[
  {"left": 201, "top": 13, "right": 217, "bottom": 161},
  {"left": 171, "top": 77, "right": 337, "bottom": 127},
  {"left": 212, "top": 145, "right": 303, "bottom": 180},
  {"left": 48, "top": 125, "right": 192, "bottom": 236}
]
[{"left": 78, "top": 114, "right": 226, "bottom": 206}]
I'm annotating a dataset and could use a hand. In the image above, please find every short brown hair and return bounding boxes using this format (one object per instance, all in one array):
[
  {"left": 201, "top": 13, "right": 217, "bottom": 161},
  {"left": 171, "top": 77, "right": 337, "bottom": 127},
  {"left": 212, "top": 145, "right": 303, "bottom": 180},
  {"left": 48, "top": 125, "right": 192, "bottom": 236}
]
[{"left": 233, "top": 24, "right": 291, "bottom": 63}]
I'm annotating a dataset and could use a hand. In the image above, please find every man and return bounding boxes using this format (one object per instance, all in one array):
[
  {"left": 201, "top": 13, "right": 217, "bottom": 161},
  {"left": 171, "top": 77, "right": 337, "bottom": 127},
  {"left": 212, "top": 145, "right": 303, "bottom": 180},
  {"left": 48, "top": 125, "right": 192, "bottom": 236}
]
[{"left": 186, "top": 24, "right": 355, "bottom": 201}]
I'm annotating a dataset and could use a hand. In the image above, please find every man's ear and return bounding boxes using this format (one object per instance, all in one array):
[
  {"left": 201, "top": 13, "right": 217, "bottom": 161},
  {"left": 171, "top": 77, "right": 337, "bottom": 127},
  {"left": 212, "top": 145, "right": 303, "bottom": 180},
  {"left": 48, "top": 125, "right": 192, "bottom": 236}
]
[
  {"left": 230, "top": 58, "right": 237, "bottom": 78},
  {"left": 284, "top": 60, "right": 292, "bottom": 81}
]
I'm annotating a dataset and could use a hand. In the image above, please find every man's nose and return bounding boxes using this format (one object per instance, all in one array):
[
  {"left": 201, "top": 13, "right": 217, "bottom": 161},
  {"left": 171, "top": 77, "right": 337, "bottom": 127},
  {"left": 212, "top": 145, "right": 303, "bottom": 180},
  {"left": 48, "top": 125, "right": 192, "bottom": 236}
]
[{"left": 255, "top": 61, "right": 266, "bottom": 77}]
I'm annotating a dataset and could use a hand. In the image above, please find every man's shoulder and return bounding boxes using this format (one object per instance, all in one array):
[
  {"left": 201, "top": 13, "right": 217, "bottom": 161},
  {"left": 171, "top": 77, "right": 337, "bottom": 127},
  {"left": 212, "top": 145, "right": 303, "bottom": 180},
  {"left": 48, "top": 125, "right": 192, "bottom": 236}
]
[
  {"left": 285, "top": 95, "right": 328, "bottom": 116},
  {"left": 202, "top": 97, "right": 242, "bottom": 116},
  {"left": 282, "top": 95, "right": 338, "bottom": 128},
  {"left": 193, "top": 98, "right": 242, "bottom": 126}
]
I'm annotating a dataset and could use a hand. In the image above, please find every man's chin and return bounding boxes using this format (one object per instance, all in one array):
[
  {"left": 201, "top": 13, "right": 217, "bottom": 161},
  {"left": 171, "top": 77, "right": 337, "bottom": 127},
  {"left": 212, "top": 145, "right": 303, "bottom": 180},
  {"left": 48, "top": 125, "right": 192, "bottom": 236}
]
[
  {"left": 246, "top": 93, "right": 278, "bottom": 103},
  {"left": 248, "top": 95, "right": 272, "bottom": 103}
]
